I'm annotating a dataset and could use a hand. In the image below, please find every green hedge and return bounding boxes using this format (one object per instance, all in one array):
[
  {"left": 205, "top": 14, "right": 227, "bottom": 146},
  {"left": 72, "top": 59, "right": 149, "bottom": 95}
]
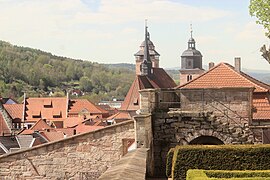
[
  {"left": 187, "top": 169, "right": 270, "bottom": 180},
  {"left": 169, "top": 145, "right": 270, "bottom": 180},
  {"left": 166, "top": 148, "right": 174, "bottom": 178}
]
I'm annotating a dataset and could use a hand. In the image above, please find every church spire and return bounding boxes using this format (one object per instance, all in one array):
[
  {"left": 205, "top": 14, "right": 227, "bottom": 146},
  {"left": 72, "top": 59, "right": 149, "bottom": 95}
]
[
  {"left": 188, "top": 24, "right": 196, "bottom": 49},
  {"left": 141, "top": 20, "right": 152, "bottom": 75}
]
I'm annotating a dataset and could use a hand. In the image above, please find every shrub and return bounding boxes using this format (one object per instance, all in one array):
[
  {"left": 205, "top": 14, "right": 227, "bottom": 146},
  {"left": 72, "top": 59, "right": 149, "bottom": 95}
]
[
  {"left": 187, "top": 169, "right": 270, "bottom": 180},
  {"left": 166, "top": 148, "right": 175, "bottom": 178},
  {"left": 170, "top": 145, "right": 270, "bottom": 180}
]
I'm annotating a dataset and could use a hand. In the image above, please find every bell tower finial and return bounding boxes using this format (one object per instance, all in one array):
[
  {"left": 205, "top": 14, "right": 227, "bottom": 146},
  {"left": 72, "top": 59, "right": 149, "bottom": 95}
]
[
  {"left": 141, "top": 19, "right": 152, "bottom": 75},
  {"left": 190, "top": 23, "right": 193, "bottom": 38}
]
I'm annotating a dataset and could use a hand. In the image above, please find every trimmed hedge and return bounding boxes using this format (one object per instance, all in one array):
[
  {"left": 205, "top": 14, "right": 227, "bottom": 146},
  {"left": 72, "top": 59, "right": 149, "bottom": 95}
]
[
  {"left": 187, "top": 169, "right": 270, "bottom": 180},
  {"left": 166, "top": 148, "right": 174, "bottom": 178},
  {"left": 169, "top": 145, "right": 270, "bottom": 180},
  {"left": 186, "top": 169, "right": 208, "bottom": 180}
]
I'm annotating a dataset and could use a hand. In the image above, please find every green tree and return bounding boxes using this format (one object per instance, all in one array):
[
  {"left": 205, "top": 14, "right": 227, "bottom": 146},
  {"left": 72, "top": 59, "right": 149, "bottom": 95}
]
[
  {"left": 249, "top": 0, "right": 270, "bottom": 63},
  {"left": 249, "top": 0, "right": 270, "bottom": 38},
  {"left": 79, "top": 76, "right": 93, "bottom": 92}
]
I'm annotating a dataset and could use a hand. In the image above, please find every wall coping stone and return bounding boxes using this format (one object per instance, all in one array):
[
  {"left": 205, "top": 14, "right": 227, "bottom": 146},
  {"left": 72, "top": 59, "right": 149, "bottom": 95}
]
[
  {"left": 0, "top": 120, "right": 134, "bottom": 159},
  {"left": 168, "top": 109, "right": 212, "bottom": 118},
  {"left": 98, "top": 148, "right": 148, "bottom": 180}
]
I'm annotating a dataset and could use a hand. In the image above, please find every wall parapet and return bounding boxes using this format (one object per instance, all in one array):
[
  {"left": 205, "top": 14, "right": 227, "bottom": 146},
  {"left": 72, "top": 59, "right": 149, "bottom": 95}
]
[
  {"left": 0, "top": 120, "right": 135, "bottom": 179},
  {"left": 98, "top": 148, "right": 148, "bottom": 180}
]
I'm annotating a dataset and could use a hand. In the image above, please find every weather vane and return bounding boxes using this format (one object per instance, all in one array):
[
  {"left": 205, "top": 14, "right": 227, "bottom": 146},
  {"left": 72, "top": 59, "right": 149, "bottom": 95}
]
[{"left": 190, "top": 23, "right": 193, "bottom": 38}]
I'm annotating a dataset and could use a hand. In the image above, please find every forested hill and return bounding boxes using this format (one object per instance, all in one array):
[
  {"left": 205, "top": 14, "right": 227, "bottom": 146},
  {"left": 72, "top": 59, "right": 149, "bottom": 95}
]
[{"left": 0, "top": 40, "right": 134, "bottom": 103}]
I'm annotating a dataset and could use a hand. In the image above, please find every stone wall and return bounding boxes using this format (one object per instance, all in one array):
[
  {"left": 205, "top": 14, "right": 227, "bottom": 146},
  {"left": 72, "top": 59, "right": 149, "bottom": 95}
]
[
  {"left": 151, "top": 110, "right": 255, "bottom": 177},
  {"left": 180, "top": 88, "right": 253, "bottom": 125},
  {"left": 0, "top": 120, "right": 134, "bottom": 180},
  {"left": 136, "top": 88, "right": 257, "bottom": 177}
]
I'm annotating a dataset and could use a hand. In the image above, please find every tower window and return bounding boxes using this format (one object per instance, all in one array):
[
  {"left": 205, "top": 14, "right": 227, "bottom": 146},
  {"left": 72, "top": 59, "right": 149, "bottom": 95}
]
[{"left": 187, "top": 75, "right": 192, "bottom": 82}]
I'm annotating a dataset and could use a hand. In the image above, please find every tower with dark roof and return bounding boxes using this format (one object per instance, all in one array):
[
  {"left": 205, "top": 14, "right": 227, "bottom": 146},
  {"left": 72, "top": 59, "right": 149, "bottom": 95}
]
[
  {"left": 141, "top": 25, "right": 152, "bottom": 76},
  {"left": 134, "top": 24, "right": 160, "bottom": 75},
  {"left": 179, "top": 25, "right": 205, "bottom": 85},
  {"left": 120, "top": 23, "right": 176, "bottom": 116}
]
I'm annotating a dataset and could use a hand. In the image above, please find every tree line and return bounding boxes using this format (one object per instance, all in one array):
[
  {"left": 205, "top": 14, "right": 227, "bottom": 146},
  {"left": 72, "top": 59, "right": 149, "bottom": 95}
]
[{"left": 0, "top": 41, "right": 134, "bottom": 103}]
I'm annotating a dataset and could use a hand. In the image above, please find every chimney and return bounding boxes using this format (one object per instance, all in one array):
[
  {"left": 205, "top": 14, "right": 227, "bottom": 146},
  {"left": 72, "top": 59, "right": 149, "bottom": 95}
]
[
  {"left": 234, "top": 57, "right": 241, "bottom": 72},
  {"left": 209, "top": 62, "right": 215, "bottom": 69}
]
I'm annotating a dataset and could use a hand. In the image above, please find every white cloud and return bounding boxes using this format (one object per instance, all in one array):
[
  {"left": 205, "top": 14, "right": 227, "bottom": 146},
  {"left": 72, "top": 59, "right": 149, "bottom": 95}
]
[{"left": 73, "top": 0, "right": 230, "bottom": 24}]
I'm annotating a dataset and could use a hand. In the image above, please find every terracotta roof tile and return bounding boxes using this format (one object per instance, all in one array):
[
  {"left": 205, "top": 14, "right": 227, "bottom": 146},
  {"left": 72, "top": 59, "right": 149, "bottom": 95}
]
[
  {"left": 3, "top": 104, "right": 23, "bottom": 121},
  {"left": 39, "top": 131, "right": 65, "bottom": 142},
  {"left": 56, "top": 128, "right": 75, "bottom": 137},
  {"left": 19, "top": 119, "right": 53, "bottom": 135},
  {"left": 177, "top": 63, "right": 270, "bottom": 92},
  {"left": 25, "top": 97, "right": 68, "bottom": 122},
  {"left": 107, "top": 112, "right": 131, "bottom": 121},
  {"left": 30, "top": 119, "right": 53, "bottom": 130},
  {"left": 0, "top": 112, "right": 11, "bottom": 135},
  {"left": 75, "top": 124, "right": 104, "bottom": 134},
  {"left": 253, "top": 93, "right": 270, "bottom": 120},
  {"left": 63, "top": 117, "right": 84, "bottom": 128},
  {"left": 120, "top": 67, "right": 176, "bottom": 111},
  {"left": 68, "top": 99, "right": 108, "bottom": 117}
]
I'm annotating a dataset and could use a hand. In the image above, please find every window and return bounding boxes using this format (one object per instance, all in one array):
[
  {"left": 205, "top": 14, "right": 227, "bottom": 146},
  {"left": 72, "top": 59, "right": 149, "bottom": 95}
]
[{"left": 187, "top": 74, "right": 193, "bottom": 82}]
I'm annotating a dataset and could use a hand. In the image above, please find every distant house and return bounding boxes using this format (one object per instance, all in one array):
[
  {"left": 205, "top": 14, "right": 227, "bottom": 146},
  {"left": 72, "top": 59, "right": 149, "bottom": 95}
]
[
  {"left": 22, "top": 96, "right": 109, "bottom": 129},
  {"left": 177, "top": 60, "right": 270, "bottom": 124}
]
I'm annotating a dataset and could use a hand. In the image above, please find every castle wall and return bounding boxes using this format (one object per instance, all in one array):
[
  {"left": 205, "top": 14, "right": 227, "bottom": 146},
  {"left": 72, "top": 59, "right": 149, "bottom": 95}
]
[
  {"left": 0, "top": 121, "right": 134, "bottom": 179},
  {"left": 136, "top": 88, "right": 258, "bottom": 177}
]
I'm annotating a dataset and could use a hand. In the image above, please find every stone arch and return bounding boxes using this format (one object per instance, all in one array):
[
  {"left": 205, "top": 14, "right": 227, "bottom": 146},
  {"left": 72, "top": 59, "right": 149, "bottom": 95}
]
[
  {"left": 189, "top": 136, "right": 224, "bottom": 145},
  {"left": 183, "top": 129, "right": 232, "bottom": 145}
]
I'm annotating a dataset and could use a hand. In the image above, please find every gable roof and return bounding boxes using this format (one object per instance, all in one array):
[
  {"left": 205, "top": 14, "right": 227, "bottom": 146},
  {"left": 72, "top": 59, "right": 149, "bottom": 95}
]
[
  {"left": 107, "top": 112, "right": 131, "bottom": 121},
  {"left": 120, "top": 67, "right": 176, "bottom": 111},
  {"left": 19, "top": 119, "right": 53, "bottom": 135},
  {"left": 0, "top": 112, "right": 11, "bottom": 135},
  {"left": 39, "top": 131, "right": 65, "bottom": 142},
  {"left": 3, "top": 104, "right": 23, "bottom": 121},
  {"left": 25, "top": 97, "right": 68, "bottom": 122},
  {"left": 177, "top": 63, "right": 270, "bottom": 92},
  {"left": 75, "top": 124, "right": 104, "bottom": 134},
  {"left": 68, "top": 99, "right": 108, "bottom": 115}
]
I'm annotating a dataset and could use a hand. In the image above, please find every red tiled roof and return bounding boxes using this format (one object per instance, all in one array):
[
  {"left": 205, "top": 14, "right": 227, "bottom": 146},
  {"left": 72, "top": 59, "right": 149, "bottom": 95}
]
[
  {"left": 253, "top": 93, "right": 270, "bottom": 120},
  {"left": 75, "top": 124, "right": 103, "bottom": 134},
  {"left": 0, "top": 112, "right": 11, "bottom": 135},
  {"left": 120, "top": 68, "right": 176, "bottom": 111},
  {"left": 56, "top": 128, "right": 75, "bottom": 137},
  {"left": 40, "top": 131, "right": 65, "bottom": 142},
  {"left": 177, "top": 63, "right": 270, "bottom": 92},
  {"left": 63, "top": 117, "right": 84, "bottom": 128},
  {"left": 107, "top": 112, "right": 131, "bottom": 120},
  {"left": 68, "top": 99, "right": 108, "bottom": 116},
  {"left": 19, "top": 119, "right": 53, "bottom": 135},
  {"left": 30, "top": 119, "right": 53, "bottom": 130},
  {"left": 3, "top": 104, "right": 23, "bottom": 121},
  {"left": 25, "top": 97, "right": 68, "bottom": 122}
]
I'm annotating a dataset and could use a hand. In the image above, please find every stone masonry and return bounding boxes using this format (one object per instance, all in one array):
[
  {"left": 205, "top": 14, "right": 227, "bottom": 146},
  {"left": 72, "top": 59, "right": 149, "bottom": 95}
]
[
  {"left": 135, "top": 88, "right": 258, "bottom": 177},
  {"left": 0, "top": 120, "right": 134, "bottom": 179}
]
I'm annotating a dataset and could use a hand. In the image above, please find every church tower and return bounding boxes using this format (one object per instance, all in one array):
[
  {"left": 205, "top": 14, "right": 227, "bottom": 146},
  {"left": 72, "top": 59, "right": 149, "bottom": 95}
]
[
  {"left": 179, "top": 25, "right": 205, "bottom": 85},
  {"left": 134, "top": 23, "right": 160, "bottom": 75}
]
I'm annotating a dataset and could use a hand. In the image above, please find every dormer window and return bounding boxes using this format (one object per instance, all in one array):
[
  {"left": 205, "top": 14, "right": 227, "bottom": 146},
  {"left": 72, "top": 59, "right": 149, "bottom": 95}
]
[
  {"left": 133, "top": 98, "right": 138, "bottom": 105},
  {"left": 44, "top": 99, "right": 52, "bottom": 108},
  {"left": 53, "top": 110, "right": 62, "bottom": 118},
  {"left": 32, "top": 111, "right": 41, "bottom": 118}
]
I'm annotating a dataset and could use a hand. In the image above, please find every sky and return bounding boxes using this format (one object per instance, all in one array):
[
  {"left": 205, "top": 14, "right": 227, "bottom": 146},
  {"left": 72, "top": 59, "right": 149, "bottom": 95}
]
[{"left": 0, "top": 0, "right": 269, "bottom": 71}]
